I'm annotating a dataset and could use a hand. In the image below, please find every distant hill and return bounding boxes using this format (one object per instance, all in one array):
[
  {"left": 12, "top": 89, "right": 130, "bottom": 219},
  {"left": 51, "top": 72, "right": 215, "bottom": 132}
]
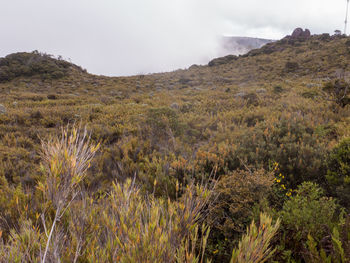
[
  {"left": 219, "top": 36, "right": 275, "bottom": 56},
  {"left": 0, "top": 51, "right": 86, "bottom": 82}
]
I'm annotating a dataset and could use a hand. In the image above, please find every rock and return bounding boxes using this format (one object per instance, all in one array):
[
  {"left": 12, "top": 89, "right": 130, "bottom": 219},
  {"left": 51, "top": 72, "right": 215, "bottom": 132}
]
[
  {"left": 170, "top": 103, "right": 179, "bottom": 109},
  {"left": 306, "top": 83, "right": 318, "bottom": 88},
  {"left": 234, "top": 92, "right": 247, "bottom": 98},
  {"left": 256, "top": 88, "right": 267, "bottom": 93},
  {"left": 303, "top": 29, "right": 311, "bottom": 38},
  {"left": 291, "top": 28, "right": 311, "bottom": 39},
  {"left": 291, "top": 28, "right": 303, "bottom": 38},
  {"left": 192, "top": 87, "right": 202, "bottom": 91},
  {"left": 0, "top": 104, "right": 6, "bottom": 114},
  {"left": 189, "top": 64, "right": 200, "bottom": 70}
]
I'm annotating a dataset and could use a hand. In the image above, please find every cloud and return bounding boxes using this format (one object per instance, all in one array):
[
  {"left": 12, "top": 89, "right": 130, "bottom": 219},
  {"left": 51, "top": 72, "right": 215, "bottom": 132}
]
[{"left": 0, "top": 0, "right": 347, "bottom": 76}]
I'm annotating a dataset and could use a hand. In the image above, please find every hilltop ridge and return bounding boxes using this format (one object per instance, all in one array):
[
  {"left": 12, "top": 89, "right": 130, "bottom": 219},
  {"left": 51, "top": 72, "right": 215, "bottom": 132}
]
[
  {"left": 0, "top": 51, "right": 86, "bottom": 83},
  {"left": 1, "top": 29, "right": 350, "bottom": 90}
]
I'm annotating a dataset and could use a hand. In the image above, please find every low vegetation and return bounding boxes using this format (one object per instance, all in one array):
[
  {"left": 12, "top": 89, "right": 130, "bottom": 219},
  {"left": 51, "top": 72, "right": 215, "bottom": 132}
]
[{"left": 0, "top": 33, "right": 349, "bottom": 262}]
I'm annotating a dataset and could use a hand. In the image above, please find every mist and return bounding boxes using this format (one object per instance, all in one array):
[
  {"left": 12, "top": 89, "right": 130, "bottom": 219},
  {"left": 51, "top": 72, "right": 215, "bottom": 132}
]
[{"left": 0, "top": 0, "right": 347, "bottom": 76}]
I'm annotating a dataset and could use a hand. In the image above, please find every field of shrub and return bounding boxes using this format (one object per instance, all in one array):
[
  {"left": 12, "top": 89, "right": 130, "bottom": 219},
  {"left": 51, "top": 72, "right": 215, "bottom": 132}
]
[{"left": 0, "top": 34, "right": 349, "bottom": 262}]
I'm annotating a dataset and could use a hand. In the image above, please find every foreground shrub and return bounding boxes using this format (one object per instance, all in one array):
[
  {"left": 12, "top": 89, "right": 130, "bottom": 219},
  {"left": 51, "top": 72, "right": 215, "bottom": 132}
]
[
  {"left": 0, "top": 126, "right": 216, "bottom": 262},
  {"left": 0, "top": 220, "right": 44, "bottom": 262},
  {"left": 207, "top": 169, "right": 273, "bottom": 261},
  {"left": 87, "top": 178, "right": 214, "bottom": 263},
  {"left": 277, "top": 182, "right": 339, "bottom": 260},
  {"left": 326, "top": 137, "right": 350, "bottom": 209},
  {"left": 39, "top": 125, "right": 100, "bottom": 263},
  {"left": 230, "top": 213, "right": 280, "bottom": 263},
  {"left": 233, "top": 116, "right": 328, "bottom": 189},
  {"left": 305, "top": 218, "right": 350, "bottom": 263}
]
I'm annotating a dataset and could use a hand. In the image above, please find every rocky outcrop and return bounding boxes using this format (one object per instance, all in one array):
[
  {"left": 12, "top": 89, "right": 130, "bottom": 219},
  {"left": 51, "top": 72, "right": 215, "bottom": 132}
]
[{"left": 291, "top": 28, "right": 311, "bottom": 39}]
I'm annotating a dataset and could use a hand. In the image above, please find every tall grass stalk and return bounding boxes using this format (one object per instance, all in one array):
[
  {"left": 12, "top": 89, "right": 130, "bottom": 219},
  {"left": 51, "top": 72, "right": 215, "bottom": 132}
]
[{"left": 39, "top": 125, "right": 99, "bottom": 263}]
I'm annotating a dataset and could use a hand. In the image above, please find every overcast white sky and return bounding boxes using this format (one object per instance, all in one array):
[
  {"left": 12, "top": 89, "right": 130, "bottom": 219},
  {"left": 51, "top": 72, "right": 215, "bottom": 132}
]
[{"left": 0, "top": 0, "right": 347, "bottom": 76}]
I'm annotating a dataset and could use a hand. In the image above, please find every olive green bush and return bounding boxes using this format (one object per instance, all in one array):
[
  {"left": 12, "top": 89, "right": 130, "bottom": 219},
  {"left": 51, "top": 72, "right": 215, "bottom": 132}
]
[
  {"left": 305, "top": 219, "right": 350, "bottom": 263},
  {"left": 0, "top": 51, "right": 84, "bottom": 82},
  {"left": 326, "top": 137, "right": 350, "bottom": 208},
  {"left": 276, "top": 182, "right": 339, "bottom": 260},
  {"left": 207, "top": 169, "right": 274, "bottom": 261}
]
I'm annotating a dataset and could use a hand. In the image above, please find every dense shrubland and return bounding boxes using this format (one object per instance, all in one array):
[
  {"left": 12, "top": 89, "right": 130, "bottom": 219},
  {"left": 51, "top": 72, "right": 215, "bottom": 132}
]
[{"left": 0, "top": 34, "right": 350, "bottom": 262}]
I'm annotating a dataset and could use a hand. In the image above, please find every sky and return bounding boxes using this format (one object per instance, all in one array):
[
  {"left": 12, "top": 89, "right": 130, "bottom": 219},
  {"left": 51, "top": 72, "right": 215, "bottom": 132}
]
[{"left": 0, "top": 0, "right": 348, "bottom": 76}]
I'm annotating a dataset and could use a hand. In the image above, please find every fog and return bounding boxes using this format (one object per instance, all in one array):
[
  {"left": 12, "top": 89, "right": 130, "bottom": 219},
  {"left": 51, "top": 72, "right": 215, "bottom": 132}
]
[{"left": 0, "top": 0, "right": 347, "bottom": 76}]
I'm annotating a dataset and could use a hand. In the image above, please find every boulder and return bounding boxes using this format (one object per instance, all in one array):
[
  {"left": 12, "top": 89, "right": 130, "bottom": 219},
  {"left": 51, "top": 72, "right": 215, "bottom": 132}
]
[
  {"left": 291, "top": 28, "right": 303, "bottom": 38},
  {"left": 0, "top": 104, "right": 6, "bottom": 114},
  {"left": 291, "top": 28, "right": 311, "bottom": 40},
  {"left": 302, "top": 29, "right": 311, "bottom": 38},
  {"left": 234, "top": 92, "right": 247, "bottom": 98},
  {"left": 256, "top": 88, "right": 267, "bottom": 93},
  {"left": 170, "top": 103, "right": 179, "bottom": 109}
]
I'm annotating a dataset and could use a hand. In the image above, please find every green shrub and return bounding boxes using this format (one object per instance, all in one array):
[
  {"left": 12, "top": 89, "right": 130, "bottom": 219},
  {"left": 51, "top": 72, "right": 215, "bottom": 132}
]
[
  {"left": 207, "top": 169, "right": 273, "bottom": 261},
  {"left": 326, "top": 137, "right": 350, "bottom": 208},
  {"left": 232, "top": 117, "right": 328, "bottom": 189},
  {"left": 146, "top": 107, "right": 182, "bottom": 136},
  {"left": 305, "top": 224, "right": 350, "bottom": 263},
  {"left": 0, "top": 51, "right": 84, "bottom": 82},
  {"left": 277, "top": 182, "right": 339, "bottom": 260},
  {"left": 273, "top": 85, "right": 284, "bottom": 93}
]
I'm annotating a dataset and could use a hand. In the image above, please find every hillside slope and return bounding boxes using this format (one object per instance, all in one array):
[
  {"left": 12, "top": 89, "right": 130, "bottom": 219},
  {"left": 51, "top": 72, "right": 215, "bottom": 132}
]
[
  {"left": 0, "top": 31, "right": 349, "bottom": 262},
  {"left": 0, "top": 32, "right": 349, "bottom": 185}
]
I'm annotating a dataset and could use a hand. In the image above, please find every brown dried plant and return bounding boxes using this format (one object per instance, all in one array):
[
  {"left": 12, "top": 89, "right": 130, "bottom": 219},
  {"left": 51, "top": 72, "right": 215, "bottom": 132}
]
[{"left": 38, "top": 125, "right": 99, "bottom": 263}]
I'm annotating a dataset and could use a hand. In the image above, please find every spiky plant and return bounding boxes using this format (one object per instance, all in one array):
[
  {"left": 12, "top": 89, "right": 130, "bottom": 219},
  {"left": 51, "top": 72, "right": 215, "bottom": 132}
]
[
  {"left": 39, "top": 125, "right": 99, "bottom": 263},
  {"left": 87, "top": 178, "right": 215, "bottom": 263},
  {"left": 230, "top": 213, "right": 280, "bottom": 263}
]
